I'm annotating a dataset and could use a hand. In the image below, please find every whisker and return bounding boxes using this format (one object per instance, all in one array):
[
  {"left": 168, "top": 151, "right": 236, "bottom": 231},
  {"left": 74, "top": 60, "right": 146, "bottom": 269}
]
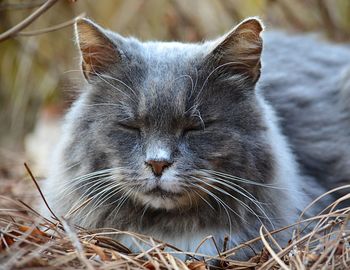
[
  {"left": 188, "top": 67, "right": 199, "bottom": 99},
  {"left": 60, "top": 173, "right": 114, "bottom": 197},
  {"left": 193, "top": 177, "right": 261, "bottom": 217},
  {"left": 183, "top": 189, "right": 193, "bottom": 210},
  {"left": 190, "top": 182, "right": 236, "bottom": 235},
  {"left": 192, "top": 176, "right": 274, "bottom": 229},
  {"left": 196, "top": 61, "right": 246, "bottom": 101},
  {"left": 80, "top": 103, "right": 125, "bottom": 108},
  {"left": 139, "top": 192, "right": 150, "bottom": 225},
  {"left": 191, "top": 188, "right": 215, "bottom": 211},
  {"left": 99, "top": 73, "right": 138, "bottom": 98},
  {"left": 199, "top": 174, "right": 272, "bottom": 208},
  {"left": 66, "top": 177, "right": 116, "bottom": 215},
  {"left": 204, "top": 175, "right": 276, "bottom": 227},
  {"left": 204, "top": 169, "right": 287, "bottom": 190},
  {"left": 217, "top": 178, "right": 271, "bottom": 205},
  {"left": 86, "top": 182, "right": 127, "bottom": 209},
  {"left": 93, "top": 71, "right": 136, "bottom": 104},
  {"left": 110, "top": 188, "right": 134, "bottom": 219},
  {"left": 84, "top": 185, "right": 129, "bottom": 219}
]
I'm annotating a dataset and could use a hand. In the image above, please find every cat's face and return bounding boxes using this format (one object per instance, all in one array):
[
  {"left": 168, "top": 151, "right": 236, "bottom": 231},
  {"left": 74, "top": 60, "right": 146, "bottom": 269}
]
[{"left": 72, "top": 18, "right": 273, "bottom": 210}]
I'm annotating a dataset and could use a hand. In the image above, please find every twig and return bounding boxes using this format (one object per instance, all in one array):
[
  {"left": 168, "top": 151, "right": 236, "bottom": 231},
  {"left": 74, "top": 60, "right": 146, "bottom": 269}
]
[
  {"left": 61, "top": 219, "right": 95, "bottom": 270},
  {"left": 316, "top": 0, "right": 338, "bottom": 40},
  {"left": 17, "top": 12, "right": 86, "bottom": 36},
  {"left": 24, "top": 163, "right": 60, "bottom": 222},
  {"left": 0, "top": 1, "right": 45, "bottom": 11},
  {"left": 194, "top": 235, "right": 221, "bottom": 256},
  {"left": 259, "top": 225, "right": 289, "bottom": 270},
  {"left": 0, "top": 0, "right": 59, "bottom": 42},
  {"left": 274, "top": 0, "right": 308, "bottom": 31}
]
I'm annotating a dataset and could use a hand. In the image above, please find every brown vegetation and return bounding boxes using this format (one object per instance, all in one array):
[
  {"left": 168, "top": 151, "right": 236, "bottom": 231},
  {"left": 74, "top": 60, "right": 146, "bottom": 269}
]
[{"left": 0, "top": 163, "right": 349, "bottom": 269}]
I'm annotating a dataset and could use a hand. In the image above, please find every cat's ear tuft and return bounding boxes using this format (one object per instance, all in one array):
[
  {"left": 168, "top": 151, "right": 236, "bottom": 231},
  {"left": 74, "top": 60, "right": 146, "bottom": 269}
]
[
  {"left": 75, "top": 18, "right": 120, "bottom": 81},
  {"left": 210, "top": 17, "right": 264, "bottom": 84}
]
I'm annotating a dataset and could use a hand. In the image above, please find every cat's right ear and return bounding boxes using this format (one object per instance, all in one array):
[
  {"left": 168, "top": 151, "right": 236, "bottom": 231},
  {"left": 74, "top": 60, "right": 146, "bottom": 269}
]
[
  {"left": 209, "top": 17, "right": 264, "bottom": 84},
  {"left": 75, "top": 18, "right": 121, "bottom": 82}
]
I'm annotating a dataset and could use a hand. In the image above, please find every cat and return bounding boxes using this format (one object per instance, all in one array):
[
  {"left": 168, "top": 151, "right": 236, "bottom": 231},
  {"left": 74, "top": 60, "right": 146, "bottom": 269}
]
[{"left": 41, "top": 17, "right": 350, "bottom": 257}]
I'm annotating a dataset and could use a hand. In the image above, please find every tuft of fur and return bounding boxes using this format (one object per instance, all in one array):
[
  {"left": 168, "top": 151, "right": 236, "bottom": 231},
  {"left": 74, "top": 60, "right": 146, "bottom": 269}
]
[{"left": 42, "top": 18, "right": 350, "bottom": 257}]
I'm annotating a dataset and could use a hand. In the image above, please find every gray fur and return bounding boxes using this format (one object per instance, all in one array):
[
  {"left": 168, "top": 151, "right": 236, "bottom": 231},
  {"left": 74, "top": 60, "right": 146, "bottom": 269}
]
[
  {"left": 42, "top": 18, "right": 350, "bottom": 257},
  {"left": 260, "top": 32, "right": 350, "bottom": 198}
]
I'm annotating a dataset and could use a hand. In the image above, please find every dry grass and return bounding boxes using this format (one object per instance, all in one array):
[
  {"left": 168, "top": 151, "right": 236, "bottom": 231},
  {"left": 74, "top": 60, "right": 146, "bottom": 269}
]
[{"left": 0, "top": 163, "right": 349, "bottom": 269}]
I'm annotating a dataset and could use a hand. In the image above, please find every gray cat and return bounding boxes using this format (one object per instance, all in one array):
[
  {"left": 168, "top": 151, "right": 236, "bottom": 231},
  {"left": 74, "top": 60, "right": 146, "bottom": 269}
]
[{"left": 42, "top": 17, "right": 350, "bottom": 257}]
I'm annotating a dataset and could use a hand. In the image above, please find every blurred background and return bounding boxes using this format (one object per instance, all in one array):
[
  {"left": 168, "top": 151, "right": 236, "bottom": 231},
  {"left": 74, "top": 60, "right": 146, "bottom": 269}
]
[{"left": 0, "top": 0, "right": 350, "bottom": 178}]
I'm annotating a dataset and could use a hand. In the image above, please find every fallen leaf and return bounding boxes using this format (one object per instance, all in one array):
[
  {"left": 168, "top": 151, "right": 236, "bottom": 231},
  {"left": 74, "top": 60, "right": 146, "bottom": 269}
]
[
  {"left": 89, "top": 243, "right": 108, "bottom": 261},
  {"left": 0, "top": 234, "right": 15, "bottom": 251},
  {"left": 18, "top": 225, "right": 48, "bottom": 238},
  {"left": 187, "top": 261, "right": 207, "bottom": 270}
]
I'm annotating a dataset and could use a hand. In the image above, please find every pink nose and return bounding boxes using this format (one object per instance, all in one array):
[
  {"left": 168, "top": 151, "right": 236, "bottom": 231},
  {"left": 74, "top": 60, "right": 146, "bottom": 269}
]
[{"left": 146, "top": 160, "right": 171, "bottom": 176}]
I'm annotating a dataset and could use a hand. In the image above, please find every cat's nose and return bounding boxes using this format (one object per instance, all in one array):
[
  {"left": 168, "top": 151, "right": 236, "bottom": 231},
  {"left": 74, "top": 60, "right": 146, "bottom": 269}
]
[{"left": 146, "top": 159, "right": 172, "bottom": 176}]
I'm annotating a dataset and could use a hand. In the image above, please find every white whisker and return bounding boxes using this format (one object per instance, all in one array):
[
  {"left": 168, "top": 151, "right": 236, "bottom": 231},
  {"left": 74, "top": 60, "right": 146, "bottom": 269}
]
[
  {"left": 190, "top": 182, "right": 236, "bottom": 235},
  {"left": 192, "top": 176, "right": 274, "bottom": 229}
]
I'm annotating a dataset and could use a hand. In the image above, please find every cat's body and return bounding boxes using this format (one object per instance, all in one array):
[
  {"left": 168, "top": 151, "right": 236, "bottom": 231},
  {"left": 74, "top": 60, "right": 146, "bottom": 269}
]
[
  {"left": 42, "top": 18, "right": 350, "bottom": 257},
  {"left": 261, "top": 32, "right": 350, "bottom": 198}
]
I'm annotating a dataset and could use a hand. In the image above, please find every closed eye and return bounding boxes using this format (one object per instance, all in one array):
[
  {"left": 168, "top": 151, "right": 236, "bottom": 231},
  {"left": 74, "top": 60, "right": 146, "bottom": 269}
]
[
  {"left": 183, "top": 123, "right": 205, "bottom": 135},
  {"left": 183, "top": 119, "right": 218, "bottom": 135},
  {"left": 118, "top": 122, "right": 140, "bottom": 133}
]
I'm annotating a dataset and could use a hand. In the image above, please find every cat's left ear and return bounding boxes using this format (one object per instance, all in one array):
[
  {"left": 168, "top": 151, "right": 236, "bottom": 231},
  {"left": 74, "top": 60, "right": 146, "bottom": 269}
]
[
  {"left": 210, "top": 17, "right": 263, "bottom": 84},
  {"left": 75, "top": 18, "right": 121, "bottom": 81}
]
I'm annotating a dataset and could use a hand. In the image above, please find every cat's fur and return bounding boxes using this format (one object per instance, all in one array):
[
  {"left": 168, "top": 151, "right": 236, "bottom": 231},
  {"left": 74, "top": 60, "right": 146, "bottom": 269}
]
[{"left": 42, "top": 17, "right": 350, "bottom": 256}]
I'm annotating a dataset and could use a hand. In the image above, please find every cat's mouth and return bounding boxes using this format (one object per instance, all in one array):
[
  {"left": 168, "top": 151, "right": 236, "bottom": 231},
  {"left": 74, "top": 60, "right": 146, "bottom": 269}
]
[
  {"left": 135, "top": 185, "right": 191, "bottom": 210},
  {"left": 144, "top": 186, "right": 182, "bottom": 198}
]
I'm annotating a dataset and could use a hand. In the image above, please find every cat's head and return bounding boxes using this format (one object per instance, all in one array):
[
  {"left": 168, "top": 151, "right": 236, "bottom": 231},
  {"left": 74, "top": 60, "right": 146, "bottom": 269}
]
[{"left": 71, "top": 17, "right": 273, "bottom": 210}]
